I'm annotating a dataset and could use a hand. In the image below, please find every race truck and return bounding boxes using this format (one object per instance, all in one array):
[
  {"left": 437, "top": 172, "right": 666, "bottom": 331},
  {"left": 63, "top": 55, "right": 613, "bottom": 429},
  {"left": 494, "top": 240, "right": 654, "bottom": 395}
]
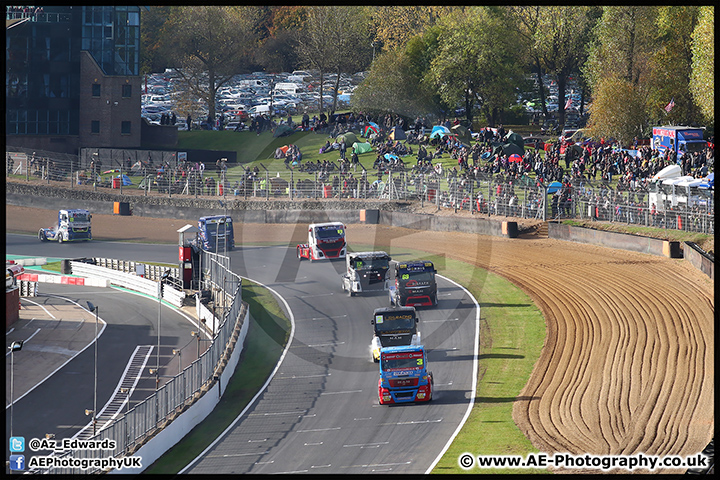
[
  {"left": 388, "top": 260, "right": 438, "bottom": 307},
  {"left": 38, "top": 209, "right": 92, "bottom": 243},
  {"left": 340, "top": 251, "right": 391, "bottom": 296},
  {"left": 370, "top": 306, "right": 420, "bottom": 363},
  {"left": 198, "top": 215, "right": 234, "bottom": 253},
  {"left": 378, "top": 344, "right": 433, "bottom": 405},
  {"left": 296, "top": 222, "right": 347, "bottom": 261}
]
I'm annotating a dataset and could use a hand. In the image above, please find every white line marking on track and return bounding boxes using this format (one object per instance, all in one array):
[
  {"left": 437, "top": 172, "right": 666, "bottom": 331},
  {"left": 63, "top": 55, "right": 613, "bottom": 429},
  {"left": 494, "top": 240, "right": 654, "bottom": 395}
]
[
  {"left": 343, "top": 441, "right": 389, "bottom": 448},
  {"left": 5, "top": 328, "right": 40, "bottom": 356},
  {"left": 304, "top": 442, "right": 324, "bottom": 446},
  {"left": 311, "top": 464, "right": 331, "bottom": 468},
  {"left": 296, "top": 427, "right": 341, "bottom": 433},
  {"left": 320, "top": 389, "right": 362, "bottom": 395},
  {"left": 307, "top": 341, "right": 345, "bottom": 347}
]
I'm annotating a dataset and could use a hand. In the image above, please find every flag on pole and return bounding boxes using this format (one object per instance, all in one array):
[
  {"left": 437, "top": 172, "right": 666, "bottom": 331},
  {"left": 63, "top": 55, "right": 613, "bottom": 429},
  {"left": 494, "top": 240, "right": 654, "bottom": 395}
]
[
  {"left": 664, "top": 98, "right": 675, "bottom": 113},
  {"left": 564, "top": 97, "right": 573, "bottom": 110}
]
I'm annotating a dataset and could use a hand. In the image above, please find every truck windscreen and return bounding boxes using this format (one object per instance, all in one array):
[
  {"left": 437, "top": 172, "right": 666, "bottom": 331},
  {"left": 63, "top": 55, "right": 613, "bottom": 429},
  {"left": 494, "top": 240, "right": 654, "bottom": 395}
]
[
  {"left": 399, "top": 270, "right": 434, "bottom": 284},
  {"left": 69, "top": 213, "right": 90, "bottom": 223},
  {"left": 315, "top": 226, "right": 344, "bottom": 239},
  {"left": 374, "top": 312, "right": 416, "bottom": 333},
  {"left": 381, "top": 351, "right": 423, "bottom": 371},
  {"left": 354, "top": 258, "right": 389, "bottom": 270}
]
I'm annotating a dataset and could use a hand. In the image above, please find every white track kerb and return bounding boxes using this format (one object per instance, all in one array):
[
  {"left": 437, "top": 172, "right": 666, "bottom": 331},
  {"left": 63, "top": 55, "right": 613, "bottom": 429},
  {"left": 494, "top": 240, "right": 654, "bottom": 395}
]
[
  {"left": 180, "top": 276, "right": 296, "bottom": 474},
  {"left": 180, "top": 273, "right": 479, "bottom": 474},
  {"left": 425, "top": 274, "right": 480, "bottom": 474}
]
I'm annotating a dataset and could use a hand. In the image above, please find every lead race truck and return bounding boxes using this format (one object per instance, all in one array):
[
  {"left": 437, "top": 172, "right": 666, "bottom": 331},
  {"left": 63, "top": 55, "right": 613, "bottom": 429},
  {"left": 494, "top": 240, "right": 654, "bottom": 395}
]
[
  {"left": 388, "top": 260, "right": 438, "bottom": 307},
  {"left": 370, "top": 306, "right": 421, "bottom": 363},
  {"left": 38, "top": 209, "right": 92, "bottom": 243},
  {"left": 378, "top": 345, "right": 433, "bottom": 405},
  {"left": 297, "top": 222, "right": 347, "bottom": 261},
  {"left": 341, "top": 251, "right": 391, "bottom": 296}
]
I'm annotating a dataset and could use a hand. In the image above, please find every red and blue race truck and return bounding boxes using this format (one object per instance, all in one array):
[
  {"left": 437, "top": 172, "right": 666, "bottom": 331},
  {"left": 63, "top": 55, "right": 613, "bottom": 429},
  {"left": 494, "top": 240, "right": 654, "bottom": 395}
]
[
  {"left": 297, "top": 222, "right": 347, "bottom": 261},
  {"left": 388, "top": 260, "right": 438, "bottom": 307},
  {"left": 378, "top": 344, "right": 433, "bottom": 405},
  {"left": 370, "top": 306, "right": 420, "bottom": 363},
  {"left": 38, "top": 209, "right": 92, "bottom": 243}
]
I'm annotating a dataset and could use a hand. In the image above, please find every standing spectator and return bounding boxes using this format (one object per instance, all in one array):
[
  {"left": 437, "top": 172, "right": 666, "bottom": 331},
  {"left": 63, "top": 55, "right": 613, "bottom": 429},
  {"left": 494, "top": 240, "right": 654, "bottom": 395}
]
[{"left": 186, "top": 114, "right": 192, "bottom": 131}]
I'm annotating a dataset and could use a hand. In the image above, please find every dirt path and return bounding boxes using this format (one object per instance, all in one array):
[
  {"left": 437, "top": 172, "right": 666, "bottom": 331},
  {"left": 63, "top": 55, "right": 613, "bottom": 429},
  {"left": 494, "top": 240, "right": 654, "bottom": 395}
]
[{"left": 6, "top": 205, "right": 714, "bottom": 473}]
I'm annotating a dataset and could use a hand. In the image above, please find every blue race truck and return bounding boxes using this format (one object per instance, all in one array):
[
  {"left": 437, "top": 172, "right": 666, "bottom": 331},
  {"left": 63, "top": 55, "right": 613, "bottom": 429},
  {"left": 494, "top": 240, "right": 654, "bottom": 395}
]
[
  {"left": 198, "top": 215, "right": 234, "bottom": 253},
  {"left": 38, "top": 209, "right": 92, "bottom": 243},
  {"left": 377, "top": 344, "right": 433, "bottom": 405},
  {"left": 652, "top": 126, "right": 707, "bottom": 162}
]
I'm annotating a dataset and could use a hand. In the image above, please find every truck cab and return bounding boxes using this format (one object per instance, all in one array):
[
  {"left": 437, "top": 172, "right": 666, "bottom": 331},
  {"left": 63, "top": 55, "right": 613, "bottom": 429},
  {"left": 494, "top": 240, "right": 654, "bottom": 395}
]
[
  {"left": 388, "top": 260, "right": 438, "bottom": 307},
  {"left": 297, "top": 222, "right": 346, "bottom": 261},
  {"left": 38, "top": 209, "right": 92, "bottom": 243},
  {"left": 378, "top": 345, "right": 433, "bottom": 405},
  {"left": 198, "top": 215, "right": 234, "bottom": 253},
  {"left": 341, "top": 251, "right": 391, "bottom": 296},
  {"left": 370, "top": 306, "right": 420, "bottom": 363},
  {"left": 652, "top": 126, "right": 707, "bottom": 161}
]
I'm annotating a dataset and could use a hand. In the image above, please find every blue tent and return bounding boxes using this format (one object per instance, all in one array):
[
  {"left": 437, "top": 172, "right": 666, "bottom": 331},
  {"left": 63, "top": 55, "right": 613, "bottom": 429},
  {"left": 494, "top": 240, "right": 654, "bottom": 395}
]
[
  {"left": 547, "top": 181, "right": 563, "bottom": 194},
  {"left": 429, "top": 125, "right": 451, "bottom": 139},
  {"left": 115, "top": 174, "right": 132, "bottom": 186}
]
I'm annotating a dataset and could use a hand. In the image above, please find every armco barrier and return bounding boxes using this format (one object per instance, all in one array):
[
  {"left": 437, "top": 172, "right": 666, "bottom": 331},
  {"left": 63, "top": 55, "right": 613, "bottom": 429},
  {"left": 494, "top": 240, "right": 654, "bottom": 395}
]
[
  {"left": 70, "top": 261, "right": 185, "bottom": 307},
  {"left": 548, "top": 222, "right": 683, "bottom": 258}
]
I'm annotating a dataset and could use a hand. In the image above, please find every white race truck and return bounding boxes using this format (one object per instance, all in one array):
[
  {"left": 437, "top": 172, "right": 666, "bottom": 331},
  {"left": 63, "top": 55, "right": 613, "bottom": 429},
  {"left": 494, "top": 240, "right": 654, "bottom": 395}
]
[
  {"left": 38, "top": 209, "right": 92, "bottom": 243},
  {"left": 341, "top": 251, "right": 391, "bottom": 296},
  {"left": 296, "top": 222, "right": 347, "bottom": 261}
]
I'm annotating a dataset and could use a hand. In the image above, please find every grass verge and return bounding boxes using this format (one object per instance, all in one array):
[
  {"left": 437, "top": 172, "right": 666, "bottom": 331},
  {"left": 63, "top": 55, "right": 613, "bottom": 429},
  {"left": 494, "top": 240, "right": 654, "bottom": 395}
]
[{"left": 142, "top": 279, "right": 291, "bottom": 474}]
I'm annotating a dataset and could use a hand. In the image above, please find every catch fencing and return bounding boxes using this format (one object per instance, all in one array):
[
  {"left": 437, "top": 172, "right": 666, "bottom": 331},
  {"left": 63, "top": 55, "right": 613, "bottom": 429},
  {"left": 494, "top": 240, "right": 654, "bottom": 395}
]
[
  {"left": 6, "top": 147, "right": 714, "bottom": 234},
  {"left": 38, "top": 251, "right": 243, "bottom": 474}
]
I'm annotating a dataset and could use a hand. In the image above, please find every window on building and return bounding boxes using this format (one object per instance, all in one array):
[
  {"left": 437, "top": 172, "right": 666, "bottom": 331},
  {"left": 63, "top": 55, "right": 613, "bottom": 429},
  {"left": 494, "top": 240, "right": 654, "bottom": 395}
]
[
  {"left": 122, "top": 84, "right": 132, "bottom": 98},
  {"left": 91, "top": 120, "right": 100, "bottom": 134},
  {"left": 92, "top": 83, "right": 101, "bottom": 97},
  {"left": 121, "top": 121, "right": 131, "bottom": 135}
]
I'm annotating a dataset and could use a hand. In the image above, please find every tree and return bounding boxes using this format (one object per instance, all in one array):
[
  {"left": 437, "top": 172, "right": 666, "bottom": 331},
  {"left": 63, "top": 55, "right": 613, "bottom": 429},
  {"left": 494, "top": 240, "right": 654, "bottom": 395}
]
[
  {"left": 533, "top": 6, "right": 600, "bottom": 127},
  {"left": 294, "top": 6, "right": 371, "bottom": 115},
  {"left": 646, "top": 6, "right": 701, "bottom": 126},
  {"left": 689, "top": 6, "right": 714, "bottom": 125},
  {"left": 427, "top": 7, "right": 525, "bottom": 126},
  {"left": 159, "top": 6, "right": 262, "bottom": 123},
  {"left": 367, "top": 6, "right": 459, "bottom": 52},
  {"left": 585, "top": 6, "right": 659, "bottom": 142}
]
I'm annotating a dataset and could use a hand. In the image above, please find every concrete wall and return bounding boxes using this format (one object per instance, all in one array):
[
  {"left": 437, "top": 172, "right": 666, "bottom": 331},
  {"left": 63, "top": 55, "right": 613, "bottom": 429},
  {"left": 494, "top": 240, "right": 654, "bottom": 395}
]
[
  {"left": 548, "top": 222, "right": 682, "bottom": 258},
  {"left": 684, "top": 242, "right": 714, "bottom": 279}
]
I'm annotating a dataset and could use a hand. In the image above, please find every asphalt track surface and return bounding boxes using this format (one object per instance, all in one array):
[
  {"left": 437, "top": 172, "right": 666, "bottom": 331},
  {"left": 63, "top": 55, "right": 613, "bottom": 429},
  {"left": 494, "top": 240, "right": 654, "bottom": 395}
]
[
  {"left": 5, "top": 236, "right": 205, "bottom": 460},
  {"left": 184, "top": 247, "right": 478, "bottom": 474},
  {"left": 5, "top": 233, "right": 479, "bottom": 475}
]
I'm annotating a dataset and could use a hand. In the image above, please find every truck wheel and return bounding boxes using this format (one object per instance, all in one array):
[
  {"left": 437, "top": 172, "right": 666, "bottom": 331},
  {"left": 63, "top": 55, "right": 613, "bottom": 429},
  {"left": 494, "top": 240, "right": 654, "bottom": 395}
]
[
  {"left": 297, "top": 246, "right": 303, "bottom": 260},
  {"left": 57, "top": 234, "right": 64, "bottom": 243},
  {"left": 38, "top": 230, "right": 46, "bottom": 242}
]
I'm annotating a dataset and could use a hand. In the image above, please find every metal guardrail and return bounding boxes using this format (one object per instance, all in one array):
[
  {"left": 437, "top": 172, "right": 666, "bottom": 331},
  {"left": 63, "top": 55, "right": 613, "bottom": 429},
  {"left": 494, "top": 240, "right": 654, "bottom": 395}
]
[
  {"left": 70, "top": 261, "right": 184, "bottom": 308},
  {"left": 39, "top": 254, "right": 242, "bottom": 474}
]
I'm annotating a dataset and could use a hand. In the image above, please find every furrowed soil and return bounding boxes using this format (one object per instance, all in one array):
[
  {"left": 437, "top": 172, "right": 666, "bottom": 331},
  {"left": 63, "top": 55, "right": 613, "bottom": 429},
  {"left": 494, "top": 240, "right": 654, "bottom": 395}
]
[{"left": 6, "top": 205, "right": 714, "bottom": 474}]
